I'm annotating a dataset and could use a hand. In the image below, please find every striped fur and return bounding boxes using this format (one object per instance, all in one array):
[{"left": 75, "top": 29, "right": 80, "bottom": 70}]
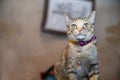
[{"left": 54, "top": 11, "right": 100, "bottom": 80}]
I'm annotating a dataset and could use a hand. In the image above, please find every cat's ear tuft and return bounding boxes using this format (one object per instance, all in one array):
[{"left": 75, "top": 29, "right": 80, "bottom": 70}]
[
  {"left": 88, "top": 11, "right": 96, "bottom": 24},
  {"left": 64, "top": 13, "right": 72, "bottom": 25}
]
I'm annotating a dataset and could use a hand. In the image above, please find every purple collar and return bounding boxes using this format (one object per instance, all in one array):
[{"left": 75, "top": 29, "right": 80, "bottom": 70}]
[
  {"left": 79, "top": 35, "right": 97, "bottom": 46},
  {"left": 69, "top": 35, "right": 97, "bottom": 46}
]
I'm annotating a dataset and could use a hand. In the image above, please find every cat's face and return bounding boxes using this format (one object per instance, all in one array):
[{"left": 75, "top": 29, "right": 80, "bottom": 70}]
[{"left": 64, "top": 11, "right": 96, "bottom": 41}]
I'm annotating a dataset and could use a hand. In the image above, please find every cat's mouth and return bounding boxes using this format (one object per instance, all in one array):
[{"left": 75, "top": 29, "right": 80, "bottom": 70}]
[{"left": 76, "top": 35, "right": 85, "bottom": 41}]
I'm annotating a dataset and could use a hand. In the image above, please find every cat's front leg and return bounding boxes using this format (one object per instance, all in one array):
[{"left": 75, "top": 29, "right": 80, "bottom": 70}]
[
  {"left": 89, "top": 63, "right": 100, "bottom": 80},
  {"left": 67, "top": 70, "right": 77, "bottom": 80},
  {"left": 54, "top": 61, "right": 68, "bottom": 80},
  {"left": 66, "top": 59, "right": 78, "bottom": 80},
  {"left": 90, "top": 74, "right": 100, "bottom": 80}
]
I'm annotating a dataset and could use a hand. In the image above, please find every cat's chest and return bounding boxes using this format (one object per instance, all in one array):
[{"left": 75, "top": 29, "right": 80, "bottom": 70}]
[{"left": 68, "top": 43, "right": 97, "bottom": 60}]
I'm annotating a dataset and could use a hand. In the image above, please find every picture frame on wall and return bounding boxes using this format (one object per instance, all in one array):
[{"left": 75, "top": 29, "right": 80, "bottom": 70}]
[{"left": 41, "top": 0, "right": 95, "bottom": 35}]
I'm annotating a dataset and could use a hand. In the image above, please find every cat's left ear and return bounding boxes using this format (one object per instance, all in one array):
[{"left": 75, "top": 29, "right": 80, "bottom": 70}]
[
  {"left": 88, "top": 11, "right": 96, "bottom": 24},
  {"left": 64, "top": 13, "right": 73, "bottom": 25}
]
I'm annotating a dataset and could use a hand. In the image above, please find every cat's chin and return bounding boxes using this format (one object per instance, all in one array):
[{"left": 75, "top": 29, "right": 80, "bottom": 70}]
[{"left": 76, "top": 35, "right": 85, "bottom": 41}]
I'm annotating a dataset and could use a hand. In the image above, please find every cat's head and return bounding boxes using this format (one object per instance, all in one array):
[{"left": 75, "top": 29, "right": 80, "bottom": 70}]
[{"left": 64, "top": 11, "right": 96, "bottom": 41}]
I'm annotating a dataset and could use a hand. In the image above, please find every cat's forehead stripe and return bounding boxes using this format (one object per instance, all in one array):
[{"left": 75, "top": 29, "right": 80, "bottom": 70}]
[
  {"left": 73, "top": 18, "right": 88, "bottom": 21},
  {"left": 70, "top": 18, "right": 88, "bottom": 26}
]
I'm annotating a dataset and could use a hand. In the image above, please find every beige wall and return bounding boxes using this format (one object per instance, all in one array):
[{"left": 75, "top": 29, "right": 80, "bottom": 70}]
[
  {"left": 0, "top": 0, "right": 120, "bottom": 80},
  {"left": 0, "top": 0, "right": 45, "bottom": 80},
  {"left": 0, "top": 0, "right": 66, "bottom": 80},
  {"left": 96, "top": 0, "right": 120, "bottom": 79}
]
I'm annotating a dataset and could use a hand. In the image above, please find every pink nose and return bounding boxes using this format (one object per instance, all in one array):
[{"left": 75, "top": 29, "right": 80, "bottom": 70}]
[{"left": 78, "top": 27, "right": 82, "bottom": 32}]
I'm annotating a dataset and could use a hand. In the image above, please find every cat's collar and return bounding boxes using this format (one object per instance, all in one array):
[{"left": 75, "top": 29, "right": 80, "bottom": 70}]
[{"left": 69, "top": 35, "right": 97, "bottom": 46}]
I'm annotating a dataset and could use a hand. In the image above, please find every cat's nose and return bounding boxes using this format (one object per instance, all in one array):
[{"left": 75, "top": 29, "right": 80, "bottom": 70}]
[{"left": 78, "top": 27, "right": 82, "bottom": 32}]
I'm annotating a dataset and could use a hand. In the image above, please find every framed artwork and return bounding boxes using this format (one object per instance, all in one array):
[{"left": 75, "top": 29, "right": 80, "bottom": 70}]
[{"left": 41, "top": 0, "right": 95, "bottom": 35}]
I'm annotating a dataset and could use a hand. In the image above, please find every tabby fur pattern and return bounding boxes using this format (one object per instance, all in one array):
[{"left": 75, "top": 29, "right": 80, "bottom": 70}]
[{"left": 54, "top": 11, "right": 100, "bottom": 80}]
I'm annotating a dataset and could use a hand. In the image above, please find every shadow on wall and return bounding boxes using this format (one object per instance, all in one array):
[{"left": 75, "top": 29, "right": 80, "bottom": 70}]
[
  {"left": 0, "top": 22, "right": 21, "bottom": 40},
  {"left": 0, "top": 0, "right": 4, "bottom": 5},
  {"left": 106, "top": 22, "right": 120, "bottom": 44},
  {"left": 0, "top": 0, "right": 4, "bottom": 14},
  {"left": 105, "top": 21, "right": 120, "bottom": 79},
  {"left": 0, "top": 22, "right": 9, "bottom": 36}
]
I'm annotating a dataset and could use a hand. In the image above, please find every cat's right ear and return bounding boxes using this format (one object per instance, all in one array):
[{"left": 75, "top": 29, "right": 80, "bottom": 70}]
[
  {"left": 64, "top": 13, "right": 72, "bottom": 25},
  {"left": 88, "top": 11, "right": 96, "bottom": 24}
]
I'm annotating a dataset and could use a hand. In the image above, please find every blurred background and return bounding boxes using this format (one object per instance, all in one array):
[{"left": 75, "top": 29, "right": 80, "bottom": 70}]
[{"left": 0, "top": 0, "right": 120, "bottom": 80}]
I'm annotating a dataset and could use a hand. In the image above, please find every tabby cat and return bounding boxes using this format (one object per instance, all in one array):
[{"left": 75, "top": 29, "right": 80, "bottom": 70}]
[{"left": 54, "top": 11, "right": 100, "bottom": 80}]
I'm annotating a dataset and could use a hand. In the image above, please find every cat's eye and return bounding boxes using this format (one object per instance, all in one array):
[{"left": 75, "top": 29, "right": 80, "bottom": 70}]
[
  {"left": 83, "top": 23, "right": 89, "bottom": 29},
  {"left": 70, "top": 24, "right": 77, "bottom": 29}
]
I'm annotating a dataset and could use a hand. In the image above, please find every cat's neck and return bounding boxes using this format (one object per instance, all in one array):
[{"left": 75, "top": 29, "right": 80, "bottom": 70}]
[
  {"left": 68, "top": 40, "right": 93, "bottom": 48},
  {"left": 68, "top": 35, "right": 97, "bottom": 47},
  {"left": 68, "top": 40, "right": 95, "bottom": 53}
]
